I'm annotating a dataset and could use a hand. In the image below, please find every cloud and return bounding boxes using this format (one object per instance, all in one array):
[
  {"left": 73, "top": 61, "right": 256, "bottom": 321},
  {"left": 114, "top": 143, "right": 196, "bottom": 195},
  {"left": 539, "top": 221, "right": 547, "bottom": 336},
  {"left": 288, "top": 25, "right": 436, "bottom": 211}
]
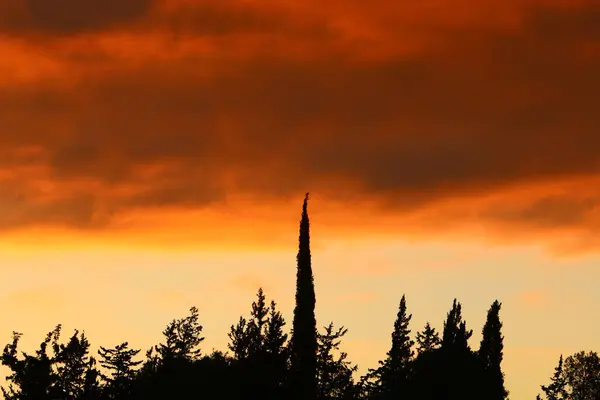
[
  {"left": 483, "top": 195, "right": 600, "bottom": 230},
  {"left": 0, "top": 0, "right": 328, "bottom": 38},
  {"left": 0, "top": 0, "right": 156, "bottom": 35},
  {"left": 0, "top": 1, "right": 598, "bottom": 251}
]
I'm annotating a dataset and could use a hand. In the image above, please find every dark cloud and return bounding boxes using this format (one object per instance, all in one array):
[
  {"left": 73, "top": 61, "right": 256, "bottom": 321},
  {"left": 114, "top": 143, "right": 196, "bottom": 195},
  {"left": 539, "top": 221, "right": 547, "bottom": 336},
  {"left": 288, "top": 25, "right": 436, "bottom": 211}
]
[
  {"left": 0, "top": 2, "right": 598, "bottom": 233},
  {"left": 0, "top": 178, "right": 110, "bottom": 229},
  {"left": 0, "top": 0, "right": 155, "bottom": 35},
  {"left": 0, "top": 0, "right": 324, "bottom": 37},
  {"left": 482, "top": 195, "right": 600, "bottom": 230},
  {"left": 529, "top": 2, "right": 600, "bottom": 42},
  {"left": 151, "top": 2, "right": 301, "bottom": 37},
  {"left": 28, "top": 0, "right": 154, "bottom": 33}
]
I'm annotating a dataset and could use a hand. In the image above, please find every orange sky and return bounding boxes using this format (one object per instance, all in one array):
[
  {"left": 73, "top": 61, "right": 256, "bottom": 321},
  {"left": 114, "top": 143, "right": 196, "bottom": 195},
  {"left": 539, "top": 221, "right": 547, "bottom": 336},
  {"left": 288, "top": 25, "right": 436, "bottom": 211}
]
[{"left": 0, "top": 0, "right": 599, "bottom": 398}]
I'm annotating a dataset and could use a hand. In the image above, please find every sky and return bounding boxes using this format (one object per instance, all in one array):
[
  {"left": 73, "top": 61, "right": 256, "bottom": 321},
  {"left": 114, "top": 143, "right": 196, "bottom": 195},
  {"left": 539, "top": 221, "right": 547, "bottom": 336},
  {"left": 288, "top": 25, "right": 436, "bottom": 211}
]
[{"left": 0, "top": 0, "right": 599, "bottom": 397}]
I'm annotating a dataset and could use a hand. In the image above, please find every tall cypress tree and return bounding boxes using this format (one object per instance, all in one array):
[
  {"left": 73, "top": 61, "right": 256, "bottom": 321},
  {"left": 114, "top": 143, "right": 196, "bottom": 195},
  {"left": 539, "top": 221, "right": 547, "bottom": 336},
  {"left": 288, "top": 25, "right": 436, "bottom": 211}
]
[
  {"left": 290, "top": 193, "right": 318, "bottom": 399},
  {"left": 478, "top": 300, "right": 508, "bottom": 400}
]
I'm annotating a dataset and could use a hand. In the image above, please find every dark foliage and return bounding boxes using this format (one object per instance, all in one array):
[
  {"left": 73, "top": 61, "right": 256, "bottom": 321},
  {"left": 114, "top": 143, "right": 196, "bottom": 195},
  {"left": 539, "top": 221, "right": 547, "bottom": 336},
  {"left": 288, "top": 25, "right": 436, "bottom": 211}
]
[
  {"left": 415, "top": 322, "right": 441, "bottom": 355},
  {"left": 478, "top": 300, "right": 508, "bottom": 400}
]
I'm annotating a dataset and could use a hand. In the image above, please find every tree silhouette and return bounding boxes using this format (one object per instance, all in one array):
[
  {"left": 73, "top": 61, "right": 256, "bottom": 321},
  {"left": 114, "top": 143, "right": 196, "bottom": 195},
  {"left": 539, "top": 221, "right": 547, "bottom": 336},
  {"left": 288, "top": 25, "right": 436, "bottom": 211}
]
[
  {"left": 54, "top": 329, "right": 94, "bottom": 399},
  {"left": 290, "top": 192, "right": 318, "bottom": 399},
  {"left": 228, "top": 288, "right": 289, "bottom": 398},
  {"left": 563, "top": 351, "right": 600, "bottom": 399},
  {"left": 478, "top": 300, "right": 508, "bottom": 400},
  {"left": 1, "top": 326, "right": 103, "bottom": 400},
  {"left": 264, "top": 300, "right": 290, "bottom": 396},
  {"left": 135, "top": 307, "right": 206, "bottom": 400},
  {"left": 156, "top": 306, "right": 204, "bottom": 362},
  {"left": 228, "top": 316, "right": 251, "bottom": 361},
  {"left": 407, "top": 300, "right": 485, "bottom": 400},
  {"left": 415, "top": 322, "right": 441, "bottom": 355},
  {"left": 97, "top": 342, "right": 142, "bottom": 399},
  {"left": 370, "top": 295, "right": 414, "bottom": 399},
  {"left": 442, "top": 299, "right": 473, "bottom": 350},
  {"left": 246, "top": 288, "right": 270, "bottom": 356},
  {"left": 538, "top": 355, "right": 568, "bottom": 400},
  {"left": 316, "top": 322, "right": 358, "bottom": 399},
  {"left": 1, "top": 329, "right": 58, "bottom": 400}
]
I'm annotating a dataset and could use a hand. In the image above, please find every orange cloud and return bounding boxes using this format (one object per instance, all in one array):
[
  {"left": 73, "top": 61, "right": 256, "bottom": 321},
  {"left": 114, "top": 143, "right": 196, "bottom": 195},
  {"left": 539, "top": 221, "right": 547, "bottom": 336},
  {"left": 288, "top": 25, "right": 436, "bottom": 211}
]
[{"left": 0, "top": 0, "right": 598, "bottom": 253}]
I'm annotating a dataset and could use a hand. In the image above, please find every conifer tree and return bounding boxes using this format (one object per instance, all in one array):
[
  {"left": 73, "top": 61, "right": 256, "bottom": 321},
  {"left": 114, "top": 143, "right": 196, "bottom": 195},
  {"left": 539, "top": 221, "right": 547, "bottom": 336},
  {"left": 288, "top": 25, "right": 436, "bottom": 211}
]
[
  {"left": 316, "top": 323, "right": 358, "bottom": 400},
  {"left": 156, "top": 306, "right": 204, "bottom": 362},
  {"left": 228, "top": 289, "right": 290, "bottom": 397},
  {"left": 415, "top": 322, "right": 441, "bottom": 354},
  {"left": 247, "top": 288, "right": 269, "bottom": 356},
  {"left": 228, "top": 317, "right": 251, "bottom": 360},
  {"left": 372, "top": 295, "right": 414, "bottom": 398},
  {"left": 98, "top": 342, "right": 142, "bottom": 399},
  {"left": 290, "top": 193, "right": 318, "bottom": 399},
  {"left": 478, "top": 300, "right": 508, "bottom": 400},
  {"left": 538, "top": 355, "right": 568, "bottom": 400},
  {"left": 54, "top": 329, "right": 94, "bottom": 399},
  {"left": 264, "top": 300, "right": 290, "bottom": 395},
  {"left": 264, "top": 300, "right": 288, "bottom": 356},
  {"left": 442, "top": 299, "right": 472, "bottom": 350},
  {"left": 228, "top": 289, "right": 287, "bottom": 360}
]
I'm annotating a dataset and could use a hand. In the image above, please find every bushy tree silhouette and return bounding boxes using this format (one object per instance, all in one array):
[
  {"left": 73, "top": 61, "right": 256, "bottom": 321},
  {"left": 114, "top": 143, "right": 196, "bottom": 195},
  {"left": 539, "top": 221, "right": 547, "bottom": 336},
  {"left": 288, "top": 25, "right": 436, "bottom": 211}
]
[
  {"left": 563, "top": 351, "right": 600, "bottom": 399},
  {"left": 2, "top": 329, "right": 58, "bottom": 400}
]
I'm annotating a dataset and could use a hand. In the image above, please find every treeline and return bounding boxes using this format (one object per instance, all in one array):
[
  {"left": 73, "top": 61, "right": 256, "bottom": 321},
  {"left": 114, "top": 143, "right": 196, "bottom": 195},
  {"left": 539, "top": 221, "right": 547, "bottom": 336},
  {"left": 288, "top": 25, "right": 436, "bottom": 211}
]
[{"left": 1, "top": 195, "right": 598, "bottom": 399}]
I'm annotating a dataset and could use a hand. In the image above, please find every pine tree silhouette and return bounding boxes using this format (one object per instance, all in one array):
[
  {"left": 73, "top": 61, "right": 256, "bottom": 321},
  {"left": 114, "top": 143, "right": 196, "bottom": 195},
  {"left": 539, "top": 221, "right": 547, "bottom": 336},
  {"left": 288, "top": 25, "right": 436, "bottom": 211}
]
[
  {"left": 372, "top": 295, "right": 414, "bottom": 398},
  {"left": 97, "top": 342, "right": 142, "bottom": 399},
  {"left": 538, "top": 355, "right": 568, "bottom": 400},
  {"left": 316, "top": 322, "right": 358, "bottom": 399},
  {"left": 415, "top": 322, "right": 441, "bottom": 355}
]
